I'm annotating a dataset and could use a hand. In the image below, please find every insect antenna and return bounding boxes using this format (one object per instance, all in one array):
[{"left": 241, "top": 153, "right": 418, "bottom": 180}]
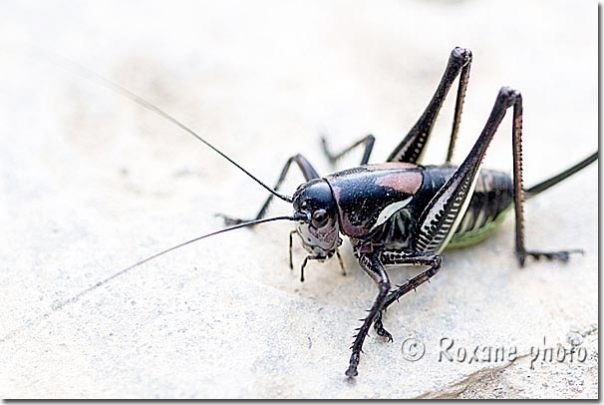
[
  {"left": 1, "top": 214, "right": 303, "bottom": 344},
  {"left": 53, "top": 214, "right": 303, "bottom": 312},
  {"left": 34, "top": 49, "right": 292, "bottom": 203}
]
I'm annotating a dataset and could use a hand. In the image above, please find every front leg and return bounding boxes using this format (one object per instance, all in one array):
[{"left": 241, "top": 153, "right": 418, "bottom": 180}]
[
  {"left": 346, "top": 252, "right": 391, "bottom": 378},
  {"left": 372, "top": 251, "right": 443, "bottom": 341},
  {"left": 217, "top": 154, "right": 320, "bottom": 225}
]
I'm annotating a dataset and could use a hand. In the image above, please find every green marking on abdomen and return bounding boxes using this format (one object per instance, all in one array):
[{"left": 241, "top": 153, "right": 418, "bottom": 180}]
[{"left": 446, "top": 206, "right": 512, "bottom": 250}]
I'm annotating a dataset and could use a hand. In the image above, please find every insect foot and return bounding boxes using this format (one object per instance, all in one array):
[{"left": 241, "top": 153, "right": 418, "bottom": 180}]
[
  {"left": 373, "top": 311, "right": 394, "bottom": 342},
  {"left": 345, "top": 352, "right": 360, "bottom": 378},
  {"left": 517, "top": 249, "right": 583, "bottom": 267}
]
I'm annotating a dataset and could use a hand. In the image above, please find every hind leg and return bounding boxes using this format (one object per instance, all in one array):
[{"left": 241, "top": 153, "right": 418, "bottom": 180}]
[
  {"left": 508, "top": 99, "right": 586, "bottom": 266},
  {"left": 388, "top": 47, "right": 472, "bottom": 164}
]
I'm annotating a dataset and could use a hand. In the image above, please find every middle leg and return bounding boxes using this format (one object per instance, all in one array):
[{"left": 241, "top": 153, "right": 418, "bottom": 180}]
[
  {"left": 346, "top": 252, "right": 391, "bottom": 377},
  {"left": 373, "top": 251, "right": 443, "bottom": 341},
  {"left": 321, "top": 134, "right": 375, "bottom": 166}
]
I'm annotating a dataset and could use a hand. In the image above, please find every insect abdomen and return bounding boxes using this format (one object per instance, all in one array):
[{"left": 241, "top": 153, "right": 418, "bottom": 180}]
[{"left": 448, "top": 169, "right": 514, "bottom": 249}]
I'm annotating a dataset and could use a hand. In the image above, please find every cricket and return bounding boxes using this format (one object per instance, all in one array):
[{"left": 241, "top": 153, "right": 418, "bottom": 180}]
[{"left": 40, "top": 47, "right": 597, "bottom": 378}]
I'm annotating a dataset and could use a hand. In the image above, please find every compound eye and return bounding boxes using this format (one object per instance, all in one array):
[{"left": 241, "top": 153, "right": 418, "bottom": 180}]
[{"left": 312, "top": 209, "right": 329, "bottom": 228}]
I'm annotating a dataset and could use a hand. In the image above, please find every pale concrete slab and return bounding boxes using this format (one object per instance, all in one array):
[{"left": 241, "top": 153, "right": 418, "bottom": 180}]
[{"left": 0, "top": 0, "right": 597, "bottom": 399}]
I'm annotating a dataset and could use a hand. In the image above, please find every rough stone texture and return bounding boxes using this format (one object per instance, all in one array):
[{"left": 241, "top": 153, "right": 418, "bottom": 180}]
[{"left": 0, "top": 0, "right": 597, "bottom": 399}]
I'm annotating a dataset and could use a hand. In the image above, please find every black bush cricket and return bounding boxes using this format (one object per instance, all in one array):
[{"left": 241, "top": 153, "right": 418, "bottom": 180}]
[{"left": 47, "top": 47, "right": 597, "bottom": 378}]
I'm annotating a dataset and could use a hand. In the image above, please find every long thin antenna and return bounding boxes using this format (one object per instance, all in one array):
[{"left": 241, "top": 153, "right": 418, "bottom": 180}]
[
  {"left": 1, "top": 214, "right": 300, "bottom": 344},
  {"left": 32, "top": 48, "right": 292, "bottom": 203},
  {"left": 53, "top": 215, "right": 298, "bottom": 312}
]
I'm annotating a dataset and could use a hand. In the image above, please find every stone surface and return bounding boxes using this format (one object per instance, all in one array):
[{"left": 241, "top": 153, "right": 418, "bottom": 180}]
[{"left": 0, "top": 0, "right": 597, "bottom": 399}]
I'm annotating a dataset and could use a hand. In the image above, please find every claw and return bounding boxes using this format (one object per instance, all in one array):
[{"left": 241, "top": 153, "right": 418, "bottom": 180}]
[
  {"left": 376, "top": 328, "right": 393, "bottom": 342},
  {"left": 345, "top": 366, "right": 358, "bottom": 378}
]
